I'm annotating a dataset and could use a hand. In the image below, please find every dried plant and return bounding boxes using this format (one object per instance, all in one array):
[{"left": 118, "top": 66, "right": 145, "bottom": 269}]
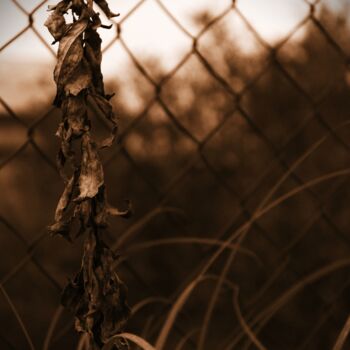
[{"left": 45, "top": 1, "right": 131, "bottom": 348}]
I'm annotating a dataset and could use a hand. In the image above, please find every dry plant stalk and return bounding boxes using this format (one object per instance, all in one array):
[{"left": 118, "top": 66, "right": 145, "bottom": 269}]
[{"left": 45, "top": 1, "right": 131, "bottom": 348}]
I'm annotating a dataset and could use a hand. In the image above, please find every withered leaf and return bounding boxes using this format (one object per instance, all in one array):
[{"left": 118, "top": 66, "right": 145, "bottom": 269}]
[
  {"left": 91, "top": 94, "right": 114, "bottom": 120},
  {"left": 56, "top": 114, "right": 74, "bottom": 168},
  {"left": 90, "top": 94, "right": 118, "bottom": 148},
  {"left": 44, "top": 11, "right": 67, "bottom": 41},
  {"left": 74, "top": 199, "right": 92, "bottom": 236},
  {"left": 95, "top": 0, "right": 120, "bottom": 18},
  {"left": 56, "top": 147, "right": 67, "bottom": 180},
  {"left": 60, "top": 134, "right": 74, "bottom": 166},
  {"left": 65, "top": 95, "right": 89, "bottom": 135},
  {"left": 78, "top": 133, "right": 104, "bottom": 199},
  {"left": 54, "top": 19, "right": 88, "bottom": 98},
  {"left": 107, "top": 201, "right": 132, "bottom": 219},
  {"left": 48, "top": 221, "right": 72, "bottom": 241},
  {"left": 85, "top": 28, "right": 104, "bottom": 95},
  {"left": 48, "top": 173, "right": 76, "bottom": 240},
  {"left": 61, "top": 270, "right": 84, "bottom": 309},
  {"left": 64, "top": 58, "right": 92, "bottom": 96},
  {"left": 47, "top": 1, "right": 71, "bottom": 12},
  {"left": 54, "top": 175, "right": 75, "bottom": 222},
  {"left": 95, "top": 198, "right": 132, "bottom": 227},
  {"left": 62, "top": 232, "right": 130, "bottom": 347}
]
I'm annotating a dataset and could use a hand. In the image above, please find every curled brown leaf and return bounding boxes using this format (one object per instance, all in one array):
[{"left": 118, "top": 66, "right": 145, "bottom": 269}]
[
  {"left": 78, "top": 133, "right": 104, "bottom": 199},
  {"left": 54, "top": 20, "right": 88, "bottom": 104},
  {"left": 95, "top": 0, "right": 120, "bottom": 18}
]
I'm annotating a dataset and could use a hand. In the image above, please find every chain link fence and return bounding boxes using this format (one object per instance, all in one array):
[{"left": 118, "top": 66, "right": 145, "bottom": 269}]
[{"left": 1, "top": 0, "right": 350, "bottom": 349}]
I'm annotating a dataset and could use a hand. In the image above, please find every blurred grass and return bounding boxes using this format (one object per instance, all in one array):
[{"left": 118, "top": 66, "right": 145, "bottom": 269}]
[{"left": 1, "top": 2, "right": 350, "bottom": 349}]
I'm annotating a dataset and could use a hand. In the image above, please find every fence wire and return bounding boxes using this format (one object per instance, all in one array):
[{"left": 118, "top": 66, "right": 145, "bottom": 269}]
[{"left": 1, "top": 0, "right": 350, "bottom": 349}]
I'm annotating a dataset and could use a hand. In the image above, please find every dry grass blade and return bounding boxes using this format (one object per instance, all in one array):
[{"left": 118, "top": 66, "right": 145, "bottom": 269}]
[
  {"left": 247, "top": 257, "right": 289, "bottom": 308},
  {"left": 229, "top": 167, "right": 350, "bottom": 259},
  {"left": 42, "top": 305, "right": 64, "bottom": 350},
  {"left": 113, "top": 207, "right": 184, "bottom": 249},
  {"left": 228, "top": 259, "right": 350, "bottom": 349},
  {"left": 332, "top": 314, "right": 350, "bottom": 350},
  {"left": 131, "top": 297, "right": 169, "bottom": 316},
  {"left": 259, "top": 168, "right": 350, "bottom": 220},
  {"left": 126, "top": 237, "right": 261, "bottom": 265},
  {"left": 155, "top": 277, "right": 203, "bottom": 350},
  {"left": 76, "top": 334, "right": 89, "bottom": 350},
  {"left": 141, "top": 315, "right": 156, "bottom": 343},
  {"left": 103, "top": 332, "right": 155, "bottom": 350},
  {"left": 257, "top": 120, "right": 350, "bottom": 212},
  {"left": 154, "top": 274, "right": 236, "bottom": 350},
  {"left": 199, "top": 127, "right": 349, "bottom": 350},
  {"left": 0, "top": 284, "right": 35, "bottom": 350},
  {"left": 217, "top": 258, "right": 289, "bottom": 349},
  {"left": 174, "top": 328, "right": 199, "bottom": 350},
  {"left": 199, "top": 168, "right": 350, "bottom": 349},
  {"left": 195, "top": 166, "right": 350, "bottom": 350},
  {"left": 233, "top": 288, "right": 267, "bottom": 350},
  {"left": 198, "top": 248, "right": 237, "bottom": 350}
]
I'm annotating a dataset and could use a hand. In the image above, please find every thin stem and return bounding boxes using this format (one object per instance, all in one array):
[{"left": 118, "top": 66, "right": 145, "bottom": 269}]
[{"left": 0, "top": 284, "right": 35, "bottom": 350}]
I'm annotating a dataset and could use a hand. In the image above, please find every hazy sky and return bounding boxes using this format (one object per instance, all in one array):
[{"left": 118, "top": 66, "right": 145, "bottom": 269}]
[
  {"left": 0, "top": 0, "right": 345, "bottom": 112},
  {"left": 0, "top": 0, "right": 314, "bottom": 65}
]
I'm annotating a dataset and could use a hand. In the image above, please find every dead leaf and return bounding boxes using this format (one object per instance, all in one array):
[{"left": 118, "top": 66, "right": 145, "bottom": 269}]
[
  {"left": 95, "top": 0, "right": 120, "bottom": 18},
  {"left": 55, "top": 175, "right": 75, "bottom": 222},
  {"left": 78, "top": 133, "right": 104, "bottom": 199},
  {"left": 107, "top": 201, "right": 132, "bottom": 219},
  {"left": 54, "top": 19, "right": 88, "bottom": 104},
  {"left": 62, "top": 232, "right": 130, "bottom": 347},
  {"left": 44, "top": 11, "right": 67, "bottom": 41},
  {"left": 85, "top": 28, "right": 104, "bottom": 95},
  {"left": 64, "top": 58, "right": 92, "bottom": 96},
  {"left": 90, "top": 94, "right": 119, "bottom": 148},
  {"left": 62, "top": 94, "right": 89, "bottom": 136}
]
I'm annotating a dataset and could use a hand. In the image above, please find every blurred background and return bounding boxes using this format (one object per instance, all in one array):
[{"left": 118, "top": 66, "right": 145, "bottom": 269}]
[{"left": 1, "top": 0, "right": 350, "bottom": 349}]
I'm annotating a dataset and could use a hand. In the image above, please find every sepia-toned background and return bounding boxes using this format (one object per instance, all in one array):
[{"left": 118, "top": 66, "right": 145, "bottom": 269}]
[{"left": 1, "top": 0, "right": 350, "bottom": 349}]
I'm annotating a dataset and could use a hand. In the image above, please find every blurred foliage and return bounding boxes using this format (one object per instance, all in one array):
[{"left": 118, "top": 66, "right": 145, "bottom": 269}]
[{"left": 1, "top": 3, "right": 350, "bottom": 350}]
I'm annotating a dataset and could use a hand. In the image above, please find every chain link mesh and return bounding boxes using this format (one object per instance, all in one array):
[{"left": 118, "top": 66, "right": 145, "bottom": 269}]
[{"left": 1, "top": 0, "right": 350, "bottom": 349}]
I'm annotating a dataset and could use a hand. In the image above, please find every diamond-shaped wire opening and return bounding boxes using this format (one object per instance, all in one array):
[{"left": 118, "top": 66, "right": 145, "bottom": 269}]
[
  {"left": 10, "top": 0, "right": 46, "bottom": 13},
  {"left": 0, "top": 116, "right": 27, "bottom": 164},
  {"left": 239, "top": 63, "right": 314, "bottom": 147},
  {"left": 0, "top": 31, "right": 55, "bottom": 117},
  {"left": 161, "top": 54, "right": 235, "bottom": 141},
  {"left": 277, "top": 19, "right": 347, "bottom": 102},
  {"left": 159, "top": 0, "right": 232, "bottom": 38},
  {"left": 313, "top": 2, "right": 350, "bottom": 56},
  {"left": 0, "top": 220, "right": 29, "bottom": 277},
  {"left": 202, "top": 111, "right": 281, "bottom": 199},
  {"left": 0, "top": 0, "right": 29, "bottom": 48},
  {"left": 102, "top": 41, "right": 156, "bottom": 118},
  {"left": 321, "top": 178, "right": 350, "bottom": 237},
  {"left": 119, "top": 0, "right": 193, "bottom": 82},
  {"left": 0, "top": 259, "right": 61, "bottom": 348},
  {"left": 0, "top": 142, "right": 59, "bottom": 238},
  {"left": 120, "top": 102, "right": 197, "bottom": 191},
  {"left": 236, "top": 0, "right": 310, "bottom": 47},
  {"left": 30, "top": 108, "right": 60, "bottom": 162},
  {"left": 197, "top": 9, "right": 270, "bottom": 94}
]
